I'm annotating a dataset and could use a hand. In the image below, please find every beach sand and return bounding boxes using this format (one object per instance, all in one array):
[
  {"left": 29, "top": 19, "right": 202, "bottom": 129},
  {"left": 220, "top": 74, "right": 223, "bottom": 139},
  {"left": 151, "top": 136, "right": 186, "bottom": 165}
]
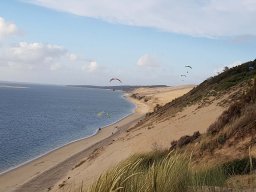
[
  {"left": 0, "top": 85, "right": 202, "bottom": 192},
  {"left": 52, "top": 97, "right": 224, "bottom": 192}
]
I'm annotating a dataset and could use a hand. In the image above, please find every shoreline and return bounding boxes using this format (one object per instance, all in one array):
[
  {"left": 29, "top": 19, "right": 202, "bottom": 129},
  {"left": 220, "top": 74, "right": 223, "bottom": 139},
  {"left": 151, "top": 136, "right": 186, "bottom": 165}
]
[
  {"left": 0, "top": 94, "right": 136, "bottom": 176},
  {"left": 0, "top": 94, "right": 148, "bottom": 192}
]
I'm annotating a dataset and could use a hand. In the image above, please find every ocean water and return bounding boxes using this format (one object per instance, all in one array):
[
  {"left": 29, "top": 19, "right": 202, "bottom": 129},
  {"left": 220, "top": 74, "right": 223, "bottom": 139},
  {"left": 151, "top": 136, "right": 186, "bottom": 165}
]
[{"left": 0, "top": 84, "right": 135, "bottom": 173}]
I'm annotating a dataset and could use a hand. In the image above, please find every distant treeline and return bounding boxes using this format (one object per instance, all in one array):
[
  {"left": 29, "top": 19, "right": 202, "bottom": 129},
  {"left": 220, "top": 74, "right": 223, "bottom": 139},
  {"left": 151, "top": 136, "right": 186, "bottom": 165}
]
[{"left": 67, "top": 85, "right": 168, "bottom": 91}]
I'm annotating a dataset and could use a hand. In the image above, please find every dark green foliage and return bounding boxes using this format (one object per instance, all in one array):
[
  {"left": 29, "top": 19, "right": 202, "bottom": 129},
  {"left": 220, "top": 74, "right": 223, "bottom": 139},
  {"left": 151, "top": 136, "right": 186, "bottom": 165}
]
[
  {"left": 191, "top": 166, "right": 227, "bottom": 187},
  {"left": 135, "top": 150, "right": 169, "bottom": 170},
  {"left": 222, "top": 158, "right": 256, "bottom": 176},
  {"left": 217, "top": 134, "right": 227, "bottom": 145}
]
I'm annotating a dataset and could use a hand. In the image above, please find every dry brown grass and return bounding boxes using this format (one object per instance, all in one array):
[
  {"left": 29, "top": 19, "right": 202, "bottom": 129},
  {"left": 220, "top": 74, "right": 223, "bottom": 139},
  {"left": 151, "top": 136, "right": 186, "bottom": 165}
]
[{"left": 207, "top": 103, "right": 242, "bottom": 135}]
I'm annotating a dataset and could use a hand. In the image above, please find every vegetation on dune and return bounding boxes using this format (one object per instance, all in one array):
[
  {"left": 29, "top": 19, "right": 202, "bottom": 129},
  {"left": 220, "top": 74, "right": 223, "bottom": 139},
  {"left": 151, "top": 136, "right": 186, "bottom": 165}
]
[
  {"left": 170, "top": 73, "right": 256, "bottom": 154},
  {"left": 84, "top": 152, "right": 256, "bottom": 192},
  {"left": 87, "top": 151, "right": 226, "bottom": 192},
  {"left": 166, "top": 71, "right": 256, "bottom": 190},
  {"left": 200, "top": 77, "right": 256, "bottom": 155},
  {"left": 144, "top": 60, "right": 256, "bottom": 122}
]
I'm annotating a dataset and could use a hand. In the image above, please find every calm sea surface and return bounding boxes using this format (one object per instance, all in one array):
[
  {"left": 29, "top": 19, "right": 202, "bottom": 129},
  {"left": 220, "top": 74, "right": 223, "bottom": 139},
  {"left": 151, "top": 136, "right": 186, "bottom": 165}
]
[{"left": 0, "top": 84, "right": 135, "bottom": 173}]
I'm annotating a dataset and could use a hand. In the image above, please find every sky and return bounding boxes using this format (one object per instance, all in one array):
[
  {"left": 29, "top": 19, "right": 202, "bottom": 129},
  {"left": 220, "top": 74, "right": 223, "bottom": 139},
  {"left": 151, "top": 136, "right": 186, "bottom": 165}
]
[{"left": 0, "top": 0, "right": 256, "bottom": 86}]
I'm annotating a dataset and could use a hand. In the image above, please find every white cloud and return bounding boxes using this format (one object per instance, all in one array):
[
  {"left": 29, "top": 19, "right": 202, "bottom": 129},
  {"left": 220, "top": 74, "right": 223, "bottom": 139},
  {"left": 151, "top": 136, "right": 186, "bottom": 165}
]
[
  {"left": 82, "top": 61, "right": 98, "bottom": 72},
  {"left": 0, "top": 42, "right": 104, "bottom": 84},
  {"left": 0, "top": 42, "right": 77, "bottom": 70},
  {"left": 67, "top": 53, "right": 77, "bottom": 61},
  {"left": 50, "top": 63, "right": 61, "bottom": 71},
  {"left": 0, "top": 17, "right": 18, "bottom": 39},
  {"left": 137, "top": 54, "right": 160, "bottom": 68},
  {"left": 25, "top": 0, "right": 256, "bottom": 37}
]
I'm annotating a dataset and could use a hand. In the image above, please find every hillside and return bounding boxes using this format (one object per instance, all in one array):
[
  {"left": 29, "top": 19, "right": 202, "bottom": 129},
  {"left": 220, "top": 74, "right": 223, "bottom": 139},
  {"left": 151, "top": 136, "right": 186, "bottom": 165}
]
[
  {"left": 86, "top": 60, "right": 256, "bottom": 191},
  {"left": 31, "top": 60, "right": 256, "bottom": 192},
  {"left": 170, "top": 74, "right": 256, "bottom": 164},
  {"left": 136, "top": 60, "right": 256, "bottom": 128}
]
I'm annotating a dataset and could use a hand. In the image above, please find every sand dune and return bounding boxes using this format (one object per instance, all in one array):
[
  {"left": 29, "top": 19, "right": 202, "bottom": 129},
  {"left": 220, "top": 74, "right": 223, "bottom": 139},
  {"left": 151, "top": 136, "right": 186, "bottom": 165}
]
[
  {"left": 130, "top": 85, "right": 194, "bottom": 111},
  {"left": 50, "top": 85, "right": 225, "bottom": 192},
  {"left": 53, "top": 98, "right": 224, "bottom": 192}
]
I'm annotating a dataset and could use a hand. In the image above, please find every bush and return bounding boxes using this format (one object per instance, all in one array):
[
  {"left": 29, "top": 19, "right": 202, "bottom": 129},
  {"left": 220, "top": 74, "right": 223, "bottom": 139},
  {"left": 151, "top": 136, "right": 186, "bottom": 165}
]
[
  {"left": 170, "top": 131, "right": 201, "bottom": 150},
  {"left": 207, "top": 102, "right": 242, "bottom": 135},
  {"left": 222, "top": 158, "right": 256, "bottom": 176},
  {"left": 217, "top": 134, "right": 227, "bottom": 145},
  {"left": 191, "top": 166, "right": 227, "bottom": 187}
]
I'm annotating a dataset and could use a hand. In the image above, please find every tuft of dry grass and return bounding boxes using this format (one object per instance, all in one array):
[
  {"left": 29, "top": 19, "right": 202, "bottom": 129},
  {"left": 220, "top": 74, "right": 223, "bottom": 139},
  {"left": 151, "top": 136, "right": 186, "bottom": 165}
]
[{"left": 84, "top": 151, "right": 227, "bottom": 192}]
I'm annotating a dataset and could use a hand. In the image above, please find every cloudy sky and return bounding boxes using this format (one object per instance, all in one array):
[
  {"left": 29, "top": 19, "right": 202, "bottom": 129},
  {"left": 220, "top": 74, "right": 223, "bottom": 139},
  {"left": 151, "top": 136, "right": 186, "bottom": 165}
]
[{"left": 0, "top": 0, "right": 255, "bottom": 85}]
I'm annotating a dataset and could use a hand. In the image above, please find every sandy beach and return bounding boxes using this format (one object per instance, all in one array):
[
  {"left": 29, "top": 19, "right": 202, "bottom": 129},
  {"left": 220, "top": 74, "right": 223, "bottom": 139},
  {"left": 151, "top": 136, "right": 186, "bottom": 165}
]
[
  {"left": 0, "top": 85, "right": 199, "bottom": 192},
  {"left": 0, "top": 94, "right": 148, "bottom": 192}
]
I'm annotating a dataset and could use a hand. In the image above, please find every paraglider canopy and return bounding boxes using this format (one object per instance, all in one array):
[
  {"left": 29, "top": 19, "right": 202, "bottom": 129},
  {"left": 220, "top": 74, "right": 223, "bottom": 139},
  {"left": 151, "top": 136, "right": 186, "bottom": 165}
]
[
  {"left": 185, "top": 65, "right": 192, "bottom": 73},
  {"left": 109, "top": 78, "right": 122, "bottom": 83},
  {"left": 181, "top": 75, "right": 187, "bottom": 77},
  {"left": 185, "top": 65, "right": 192, "bottom": 69}
]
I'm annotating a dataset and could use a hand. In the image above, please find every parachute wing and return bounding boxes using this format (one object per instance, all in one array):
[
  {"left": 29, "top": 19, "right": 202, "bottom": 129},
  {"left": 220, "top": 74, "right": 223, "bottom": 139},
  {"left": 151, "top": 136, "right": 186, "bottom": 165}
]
[
  {"left": 109, "top": 78, "right": 122, "bottom": 83},
  {"left": 185, "top": 65, "right": 192, "bottom": 69},
  {"left": 181, "top": 75, "right": 187, "bottom": 78}
]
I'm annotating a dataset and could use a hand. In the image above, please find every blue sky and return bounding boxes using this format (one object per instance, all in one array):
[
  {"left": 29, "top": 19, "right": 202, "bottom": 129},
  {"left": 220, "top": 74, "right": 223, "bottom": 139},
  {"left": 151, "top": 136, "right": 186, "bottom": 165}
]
[{"left": 0, "top": 0, "right": 256, "bottom": 85}]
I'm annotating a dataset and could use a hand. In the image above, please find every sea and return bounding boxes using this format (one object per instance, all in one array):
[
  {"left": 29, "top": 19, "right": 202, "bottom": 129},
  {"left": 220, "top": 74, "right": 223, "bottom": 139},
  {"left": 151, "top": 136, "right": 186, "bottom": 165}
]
[{"left": 0, "top": 83, "right": 135, "bottom": 173}]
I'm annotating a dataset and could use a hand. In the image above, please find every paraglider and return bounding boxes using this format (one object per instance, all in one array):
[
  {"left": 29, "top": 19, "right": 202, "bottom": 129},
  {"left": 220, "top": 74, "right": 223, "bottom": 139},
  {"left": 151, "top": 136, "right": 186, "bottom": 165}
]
[
  {"left": 110, "top": 78, "right": 122, "bottom": 91},
  {"left": 185, "top": 65, "right": 192, "bottom": 69},
  {"left": 180, "top": 74, "right": 187, "bottom": 81},
  {"left": 185, "top": 65, "right": 192, "bottom": 73},
  {"left": 109, "top": 78, "right": 122, "bottom": 83}
]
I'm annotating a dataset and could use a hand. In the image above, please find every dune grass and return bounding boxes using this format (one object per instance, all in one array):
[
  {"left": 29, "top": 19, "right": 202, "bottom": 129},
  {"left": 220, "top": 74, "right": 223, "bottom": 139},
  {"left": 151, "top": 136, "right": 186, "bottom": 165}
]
[{"left": 85, "top": 151, "right": 226, "bottom": 192}]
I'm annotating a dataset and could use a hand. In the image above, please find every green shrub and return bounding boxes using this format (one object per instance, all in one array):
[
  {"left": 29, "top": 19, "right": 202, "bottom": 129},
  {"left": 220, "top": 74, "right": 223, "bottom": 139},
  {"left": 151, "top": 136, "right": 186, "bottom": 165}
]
[
  {"left": 217, "top": 134, "right": 227, "bottom": 145},
  {"left": 222, "top": 158, "right": 256, "bottom": 176},
  {"left": 191, "top": 166, "right": 227, "bottom": 187}
]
